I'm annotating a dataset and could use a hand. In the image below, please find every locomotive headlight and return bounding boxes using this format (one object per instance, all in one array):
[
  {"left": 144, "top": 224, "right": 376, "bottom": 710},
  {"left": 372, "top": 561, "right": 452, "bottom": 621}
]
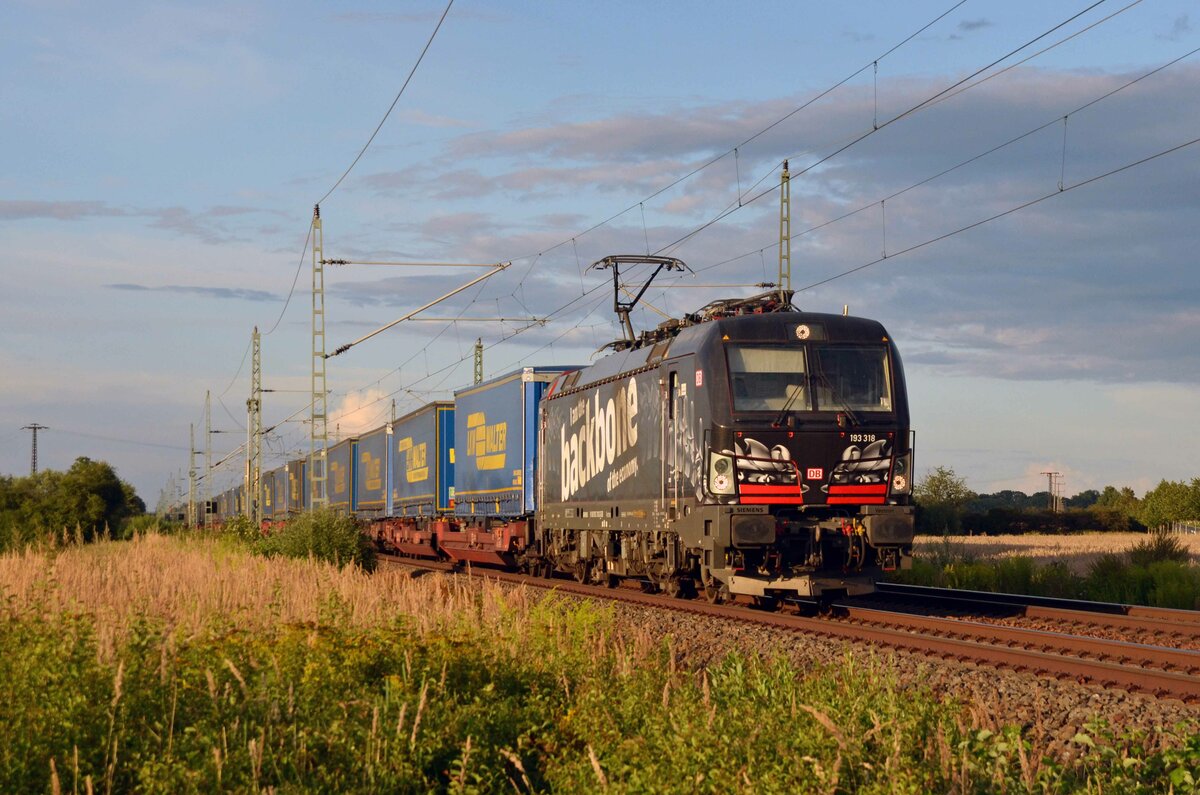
[
  {"left": 891, "top": 452, "right": 912, "bottom": 494},
  {"left": 708, "top": 452, "right": 736, "bottom": 495}
]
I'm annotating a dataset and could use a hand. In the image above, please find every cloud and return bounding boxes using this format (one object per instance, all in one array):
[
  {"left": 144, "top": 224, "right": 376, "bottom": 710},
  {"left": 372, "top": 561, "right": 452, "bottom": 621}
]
[
  {"left": 148, "top": 207, "right": 251, "bottom": 245},
  {"left": 107, "top": 284, "right": 281, "bottom": 302},
  {"left": 329, "top": 388, "right": 390, "bottom": 437},
  {"left": 956, "top": 18, "right": 993, "bottom": 33},
  {"left": 1158, "top": 14, "right": 1191, "bottom": 41},
  {"left": 0, "top": 200, "right": 129, "bottom": 221},
  {"left": 398, "top": 108, "right": 473, "bottom": 129}
]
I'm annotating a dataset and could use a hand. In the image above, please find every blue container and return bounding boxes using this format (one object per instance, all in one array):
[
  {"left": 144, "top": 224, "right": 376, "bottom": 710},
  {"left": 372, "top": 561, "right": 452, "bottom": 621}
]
[
  {"left": 286, "top": 459, "right": 307, "bottom": 514},
  {"left": 355, "top": 424, "right": 391, "bottom": 517},
  {"left": 327, "top": 438, "right": 357, "bottom": 512},
  {"left": 266, "top": 466, "right": 287, "bottom": 519},
  {"left": 391, "top": 402, "right": 454, "bottom": 517},
  {"left": 454, "top": 366, "right": 576, "bottom": 518}
]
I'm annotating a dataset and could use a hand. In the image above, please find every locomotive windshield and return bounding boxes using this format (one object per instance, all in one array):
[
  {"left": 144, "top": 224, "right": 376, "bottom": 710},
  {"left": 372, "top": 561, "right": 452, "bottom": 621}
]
[
  {"left": 728, "top": 346, "right": 810, "bottom": 411},
  {"left": 812, "top": 345, "right": 892, "bottom": 413},
  {"left": 727, "top": 344, "right": 893, "bottom": 413}
]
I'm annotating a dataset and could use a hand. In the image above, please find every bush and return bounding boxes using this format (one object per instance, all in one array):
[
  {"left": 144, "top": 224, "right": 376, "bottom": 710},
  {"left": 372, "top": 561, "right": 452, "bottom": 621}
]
[
  {"left": 221, "top": 513, "right": 261, "bottom": 544},
  {"left": 0, "top": 459, "right": 144, "bottom": 551},
  {"left": 257, "top": 509, "right": 376, "bottom": 571},
  {"left": 1128, "top": 530, "right": 1191, "bottom": 567}
]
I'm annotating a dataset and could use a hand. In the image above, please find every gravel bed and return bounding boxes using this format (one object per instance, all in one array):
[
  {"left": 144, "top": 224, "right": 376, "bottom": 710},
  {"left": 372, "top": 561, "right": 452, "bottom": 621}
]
[{"left": 608, "top": 599, "right": 1200, "bottom": 754}]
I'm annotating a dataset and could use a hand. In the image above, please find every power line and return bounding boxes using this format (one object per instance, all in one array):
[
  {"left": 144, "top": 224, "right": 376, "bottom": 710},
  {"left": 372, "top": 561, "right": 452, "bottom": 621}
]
[
  {"left": 312, "top": 2, "right": 985, "bottom": 408},
  {"left": 255, "top": 1, "right": 453, "bottom": 354},
  {"left": 264, "top": 220, "right": 313, "bottom": 337},
  {"left": 54, "top": 428, "right": 190, "bottom": 452},
  {"left": 795, "top": 135, "right": 1200, "bottom": 293},
  {"left": 652, "top": 0, "right": 1121, "bottom": 259},
  {"left": 371, "top": 139, "right": 1200, "bottom": 413},
  {"left": 239, "top": 1, "right": 972, "bottom": 426},
  {"left": 498, "top": 0, "right": 974, "bottom": 268},
  {"left": 316, "top": 0, "right": 455, "bottom": 205}
]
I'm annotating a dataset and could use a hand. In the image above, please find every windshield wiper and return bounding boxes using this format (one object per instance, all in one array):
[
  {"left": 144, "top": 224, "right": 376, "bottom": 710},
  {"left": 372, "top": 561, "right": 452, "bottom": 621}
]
[
  {"left": 772, "top": 381, "right": 807, "bottom": 428},
  {"left": 812, "top": 364, "right": 860, "bottom": 426}
]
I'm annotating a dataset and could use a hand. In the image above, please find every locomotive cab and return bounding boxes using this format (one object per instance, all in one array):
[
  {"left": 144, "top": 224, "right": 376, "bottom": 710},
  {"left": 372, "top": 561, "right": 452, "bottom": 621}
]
[{"left": 685, "top": 311, "right": 915, "bottom": 600}]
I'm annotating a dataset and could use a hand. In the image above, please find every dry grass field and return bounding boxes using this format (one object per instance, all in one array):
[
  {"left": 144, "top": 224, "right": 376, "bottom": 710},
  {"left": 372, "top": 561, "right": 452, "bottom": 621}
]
[
  {"left": 913, "top": 532, "right": 1200, "bottom": 575},
  {"left": 0, "top": 532, "right": 552, "bottom": 662}
]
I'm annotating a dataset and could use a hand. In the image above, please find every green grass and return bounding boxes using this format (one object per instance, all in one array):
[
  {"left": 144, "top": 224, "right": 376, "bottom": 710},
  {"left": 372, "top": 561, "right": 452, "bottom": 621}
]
[
  {"left": 2, "top": 536, "right": 1199, "bottom": 793},
  {"left": 4, "top": 604, "right": 1199, "bottom": 793}
]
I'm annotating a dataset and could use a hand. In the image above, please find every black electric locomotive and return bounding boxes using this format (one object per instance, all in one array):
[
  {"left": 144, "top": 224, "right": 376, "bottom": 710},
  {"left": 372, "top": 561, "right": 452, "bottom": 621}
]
[{"left": 534, "top": 261, "right": 914, "bottom": 601}]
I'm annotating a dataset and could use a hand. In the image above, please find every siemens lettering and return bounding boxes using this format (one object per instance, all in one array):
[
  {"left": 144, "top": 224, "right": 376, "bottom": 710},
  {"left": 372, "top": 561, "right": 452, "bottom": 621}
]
[{"left": 560, "top": 378, "right": 638, "bottom": 500}]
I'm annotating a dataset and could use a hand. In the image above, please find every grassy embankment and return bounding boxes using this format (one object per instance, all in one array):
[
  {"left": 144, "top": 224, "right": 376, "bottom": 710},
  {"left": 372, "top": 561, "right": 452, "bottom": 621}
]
[
  {"left": 894, "top": 531, "right": 1200, "bottom": 609},
  {"left": 1, "top": 532, "right": 1198, "bottom": 793}
]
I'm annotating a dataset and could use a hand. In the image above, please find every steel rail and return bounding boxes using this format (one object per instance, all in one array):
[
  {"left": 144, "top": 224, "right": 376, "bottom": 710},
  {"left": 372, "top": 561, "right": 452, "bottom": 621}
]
[
  {"left": 875, "top": 582, "right": 1200, "bottom": 636},
  {"left": 830, "top": 604, "right": 1200, "bottom": 674}
]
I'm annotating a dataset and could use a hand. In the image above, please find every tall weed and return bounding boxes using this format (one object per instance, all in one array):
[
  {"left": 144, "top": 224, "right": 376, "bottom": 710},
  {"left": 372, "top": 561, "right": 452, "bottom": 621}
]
[{"left": 256, "top": 509, "right": 376, "bottom": 571}]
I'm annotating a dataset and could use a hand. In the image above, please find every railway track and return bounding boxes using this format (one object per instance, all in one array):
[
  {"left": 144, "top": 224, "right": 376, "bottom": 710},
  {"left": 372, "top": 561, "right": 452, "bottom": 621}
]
[
  {"left": 380, "top": 553, "right": 1200, "bottom": 702},
  {"left": 872, "top": 582, "right": 1200, "bottom": 644}
]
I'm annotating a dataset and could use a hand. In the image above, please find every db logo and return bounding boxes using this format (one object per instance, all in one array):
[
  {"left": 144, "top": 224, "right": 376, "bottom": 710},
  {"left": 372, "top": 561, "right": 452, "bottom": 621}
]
[{"left": 806, "top": 468, "right": 824, "bottom": 481}]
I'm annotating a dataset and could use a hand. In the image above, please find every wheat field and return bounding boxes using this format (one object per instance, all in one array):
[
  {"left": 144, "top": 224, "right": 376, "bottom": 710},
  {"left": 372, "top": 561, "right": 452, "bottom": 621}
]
[{"left": 913, "top": 532, "right": 1200, "bottom": 575}]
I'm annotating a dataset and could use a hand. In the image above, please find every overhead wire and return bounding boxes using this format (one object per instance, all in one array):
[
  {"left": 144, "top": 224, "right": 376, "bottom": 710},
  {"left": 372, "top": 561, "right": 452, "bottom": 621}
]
[
  {"left": 55, "top": 428, "right": 190, "bottom": 452},
  {"left": 263, "top": 221, "right": 313, "bottom": 336},
  {"left": 794, "top": 135, "right": 1200, "bottom": 293},
  {"left": 652, "top": 0, "right": 1120, "bottom": 259},
  {"left": 260, "top": 0, "right": 452, "bottom": 340},
  {"left": 496, "top": 0, "right": 974, "bottom": 268},
  {"left": 316, "top": 0, "right": 455, "bottom": 206},
  {"left": 245, "top": 124, "right": 1198, "bottom": 459},
  {"left": 231, "top": 0, "right": 973, "bottom": 439}
]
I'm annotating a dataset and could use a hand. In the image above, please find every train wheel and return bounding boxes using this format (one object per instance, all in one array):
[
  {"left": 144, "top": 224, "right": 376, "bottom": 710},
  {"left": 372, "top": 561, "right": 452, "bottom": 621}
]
[
  {"left": 658, "top": 576, "right": 683, "bottom": 599},
  {"left": 704, "top": 581, "right": 727, "bottom": 604},
  {"left": 573, "top": 560, "right": 590, "bottom": 584},
  {"left": 605, "top": 573, "right": 620, "bottom": 589}
]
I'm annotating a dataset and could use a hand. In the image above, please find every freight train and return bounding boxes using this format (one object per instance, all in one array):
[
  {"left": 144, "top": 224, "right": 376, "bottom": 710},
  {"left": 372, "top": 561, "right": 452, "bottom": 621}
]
[{"left": 206, "top": 269, "right": 915, "bottom": 602}]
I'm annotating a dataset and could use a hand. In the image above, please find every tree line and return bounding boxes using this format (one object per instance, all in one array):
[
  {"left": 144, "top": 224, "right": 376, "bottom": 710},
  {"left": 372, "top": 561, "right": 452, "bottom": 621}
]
[
  {"left": 0, "top": 457, "right": 145, "bottom": 551},
  {"left": 915, "top": 466, "right": 1200, "bottom": 534}
]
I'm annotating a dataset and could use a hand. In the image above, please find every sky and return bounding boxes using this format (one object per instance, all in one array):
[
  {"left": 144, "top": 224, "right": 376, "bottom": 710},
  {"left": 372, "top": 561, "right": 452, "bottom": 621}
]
[{"left": 1, "top": 0, "right": 1197, "bottom": 508}]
